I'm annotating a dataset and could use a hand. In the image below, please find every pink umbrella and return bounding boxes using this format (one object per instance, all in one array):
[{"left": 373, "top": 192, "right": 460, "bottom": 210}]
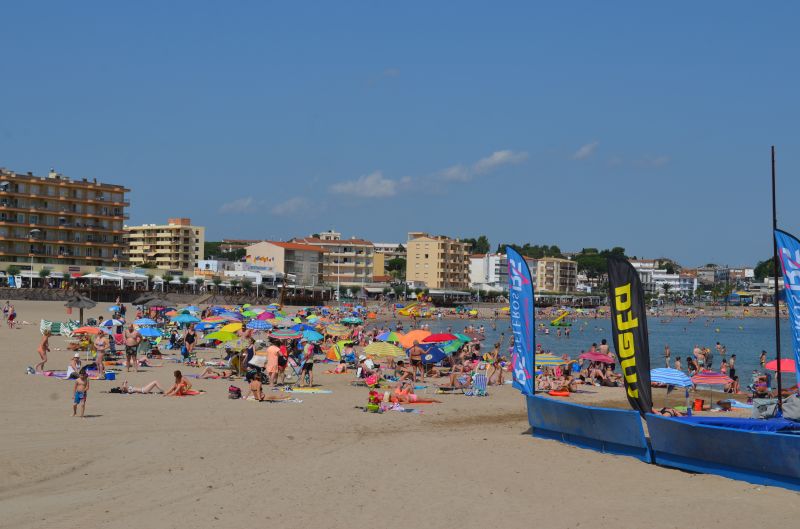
[
  {"left": 257, "top": 312, "right": 276, "bottom": 320},
  {"left": 579, "top": 351, "right": 614, "bottom": 364},
  {"left": 422, "top": 333, "right": 459, "bottom": 344},
  {"left": 691, "top": 370, "right": 733, "bottom": 386},
  {"left": 765, "top": 358, "right": 797, "bottom": 373}
]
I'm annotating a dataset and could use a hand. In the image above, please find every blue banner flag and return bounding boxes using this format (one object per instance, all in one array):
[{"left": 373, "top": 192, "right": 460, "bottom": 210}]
[
  {"left": 773, "top": 229, "right": 800, "bottom": 382},
  {"left": 506, "top": 246, "right": 535, "bottom": 395}
]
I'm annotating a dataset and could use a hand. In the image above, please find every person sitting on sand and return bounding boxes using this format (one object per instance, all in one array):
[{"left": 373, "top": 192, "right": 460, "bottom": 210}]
[
  {"left": 395, "top": 360, "right": 414, "bottom": 381},
  {"left": 164, "top": 370, "right": 192, "bottom": 396},
  {"left": 198, "top": 367, "right": 233, "bottom": 379},
  {"left": 247, "top": 373, "right": 264, "bottom": 401},
  {"left": 324, "top": 360, "right": 348, "bottom": 374},
  {"left": 120, "top": 380, "right": 164, "bottom": 394},
  {"left": 66, "top": 352, "right": 81, "bottom": 379}
]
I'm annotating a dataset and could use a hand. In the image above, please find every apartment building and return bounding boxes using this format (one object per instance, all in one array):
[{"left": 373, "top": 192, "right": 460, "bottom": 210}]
[
  {"left": 469, "top": 253, "right": 509, "bottom": 292},
  {"left": 535, "top": 257, "right": 577, "bottom": 293},
  {"left": 405, "top": 232, "right": 470, "bottom": 290},
  {"left": 125, "top": 218, "right": 204, "bottom": 273},
  {"left": 0, "top": 167, "right": 129, "bottom": 274},
  {"left": 244, "top": 241, "right": 325, "bottom": 286},
  {"left": 293, "top": 230, "right": 374, "bottom": 287}
]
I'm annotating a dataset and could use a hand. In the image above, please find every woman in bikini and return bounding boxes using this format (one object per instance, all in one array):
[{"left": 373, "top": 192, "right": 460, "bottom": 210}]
[
  {"left": 164, "top": 370, "right": 192, "bottom": 396},
  {"left": 120, "top": 380, "right": 165, "bottom": 394},
  {"left": 35, "top": 331, "right": 51, "bottom": 372},
  {"left": 198, "top": 367, "right": 233, "bottom": 379},
  {"left": 93, "top": 332, "right": 109, "bottom": 377}
]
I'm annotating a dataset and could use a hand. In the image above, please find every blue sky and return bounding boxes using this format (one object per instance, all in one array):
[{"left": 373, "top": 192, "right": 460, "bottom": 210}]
[{"left": 2, "top": 1, "right": 800, "bottom": 267}]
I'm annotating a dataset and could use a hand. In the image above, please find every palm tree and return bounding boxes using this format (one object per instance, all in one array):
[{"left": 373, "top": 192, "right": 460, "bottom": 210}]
[
  {"left": 212, "top": 277, "right": 222, "bottom": 290},
  {"left": 179, "top": 276, "right": 189, "bottom": 292},
  {"left": 162, "top": 274, "right": 174, "bottom": 292},
  {"left": 661, "top": 282, "right": 672, "bottom": 303},
  {"left": 38, "top": 268, "right": 52, "bottom": 289},
  {"left": 230, "top": 279, "right": 240, "bottom": 293},
  {"left": 195, "top": 277, "right": 204, "bottom": 293},
  {"left": 241, "top": 279, "right": 253, "bottom": 293},
  {"left": 146, "top": 273, "right": 155, "bottom": 291}
]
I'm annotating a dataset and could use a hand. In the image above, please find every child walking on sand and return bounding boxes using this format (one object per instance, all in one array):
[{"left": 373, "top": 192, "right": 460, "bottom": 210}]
[{"left": 73, "top": 372, "right": 89, "bottom": 417}]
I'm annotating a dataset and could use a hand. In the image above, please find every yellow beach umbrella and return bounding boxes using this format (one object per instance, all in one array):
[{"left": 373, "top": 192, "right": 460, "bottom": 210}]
[
  {"left": 365, "top": 341, "right": 405, "bottom": 358},
  {"left": 221, "top": 322, "right": 243, "bottom": 333}
]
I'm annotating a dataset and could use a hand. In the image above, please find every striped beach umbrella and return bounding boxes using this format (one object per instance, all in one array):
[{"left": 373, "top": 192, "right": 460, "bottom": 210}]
[
  {"left": 134, "top": 318, "right": 157, "bottom": 326},
  {"left": 202, "top": 316, "right": 227, "bottom": 323},
  {"left": 650, "top": 368, "right": 693, "bottom": 387},
  {"left": 270, "top": 329, "right": 302, "bottom": 340},
  {"left": 535, "top": 353, "right": 570, "bottom": 367},
  {"left": 365, "top": 341, "right": 405, "bottom": 358},
  {"left": 326, "top": 324, "right": 350, "bottom": 337},
  {"left": 691, "top": 370, "right": 732, "bottom": 386},
  {"left": 101, "top": 319, "right": 124, "bottom": 327},
  {"left": 376, "top": 331, "right": 403, "bottom": 343}
]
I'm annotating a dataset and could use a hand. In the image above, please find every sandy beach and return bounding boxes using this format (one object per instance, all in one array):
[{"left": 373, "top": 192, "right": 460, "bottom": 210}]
[{"left": 1, "top": 300, "right": 796, "bottom": 529}]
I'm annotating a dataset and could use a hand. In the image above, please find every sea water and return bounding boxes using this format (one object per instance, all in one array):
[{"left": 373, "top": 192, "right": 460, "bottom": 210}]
[{"left": 417, "top": 316, "right": 798, "bottom": 386}]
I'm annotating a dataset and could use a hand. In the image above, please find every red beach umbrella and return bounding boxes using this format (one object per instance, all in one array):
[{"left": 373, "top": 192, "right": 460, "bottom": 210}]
[
  {"left": 765, "top": 358, "right": 797, "bottom": 373},
  {"left": 578, "top": 352, "right": 615, "bottom": 364},
  {"left": 422, "top": 333, "right": 459, "bottom": 344}
]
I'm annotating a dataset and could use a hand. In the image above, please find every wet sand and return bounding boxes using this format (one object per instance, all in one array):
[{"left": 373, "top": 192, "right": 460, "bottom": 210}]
[{"left": 0, "top": 300, "right": 796, "bottom": 529}]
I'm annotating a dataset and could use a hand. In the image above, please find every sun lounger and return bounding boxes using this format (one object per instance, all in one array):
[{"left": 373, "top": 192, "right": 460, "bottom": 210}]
[{"left": 465, "top": 373, "right": 488, "bottom": 396}]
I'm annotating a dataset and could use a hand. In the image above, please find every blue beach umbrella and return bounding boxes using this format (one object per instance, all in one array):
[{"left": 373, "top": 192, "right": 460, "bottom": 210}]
[
  {"left": 172, "top": 314, "right": 200, "bottom": 325},
  {"left": 247, "top": 320, "right": 273, "bottom": 331},
  {"left": 138, "top": 327, "right": 162, "bottom": 338},
  {"left": 195, "top": 322, "right": 219, "bottom": 332},
  {"left": 134, "top": 318, "right": 157, "bottom": 326},
  {"left": 184, "top": 305, "right": 201, "bottom": 312},
  {"left": 415, "top": 343, "right": 447, "bottom": 364},
  {"left": 302, "top": 330, "right": 324, "bottom": 342},
  {"left": 292, "top": 323, "right": 316, "bottom": 332},
  {"left": 101, "top": 319, "right": 124, "bottom": 327},
  {"left": 108, "top": 305, "right": 121, "bottom": 312}
]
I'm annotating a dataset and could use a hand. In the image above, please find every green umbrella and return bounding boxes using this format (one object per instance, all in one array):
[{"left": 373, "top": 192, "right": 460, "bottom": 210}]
[
  {"left": 454, "top": 333, "right": 473, "bottom": 343},
  {"left": 365, "top": 341, "right": 405, "bottom": 358}
]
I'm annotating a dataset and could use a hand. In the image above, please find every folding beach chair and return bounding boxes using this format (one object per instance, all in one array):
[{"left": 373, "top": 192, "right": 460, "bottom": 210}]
[{"left": 465, "top": 373, "right": 488, "bottom": 396}]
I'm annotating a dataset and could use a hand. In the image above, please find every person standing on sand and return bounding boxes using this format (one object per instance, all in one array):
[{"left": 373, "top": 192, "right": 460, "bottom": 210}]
[
  {"left": 35, "top": 330, "right": 51, "bottom": 372},
  {"left": 2, "top": 300, "right": 9, "bottom": 321},
  {"left": 73, "top": 372, "right": 89, "bottom": 417},
  {"left": 94, "top": 332, "right": 109, "bottom": 377},
  {"left": 266, "top": 341, "right": 280, "bottom": 385},
  {"left": 408, "top": 341, "right": 425, "bottom": 381},
  {"left": 123, "top": 324, "right": 142, "bottom": 372}
]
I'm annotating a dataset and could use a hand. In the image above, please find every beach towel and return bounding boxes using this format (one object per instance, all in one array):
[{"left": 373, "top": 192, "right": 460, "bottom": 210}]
[
  {"left": 285, "top": 387, "right": 332, "bottom": 394},
  {"left": 175, "top": 390, "right": 204, "bottom": 397}
]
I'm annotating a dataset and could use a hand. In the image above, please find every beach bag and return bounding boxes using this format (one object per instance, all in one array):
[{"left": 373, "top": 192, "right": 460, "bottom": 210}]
[
  {"left": 228, "top": 385, "right": 242, "bottom": 399},
  {"left": 782, "top": 394, "right": 800, "bottom": 421}
]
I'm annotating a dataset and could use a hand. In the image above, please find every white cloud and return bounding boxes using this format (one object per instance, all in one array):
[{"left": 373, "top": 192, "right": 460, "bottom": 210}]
[
  {"left": 572, "top": 141, "right": 599, "bottom": 160},
  {"left": 271, "top": 197, "right": 308, "bottom": 216},
  {"left": 219, "top": 197, "right": 260, "bottom": 214},
  {"left": 329, "top": 171, "right": 400, "bottom": 198},
  {"left": 474, "top": 150, "right": 528, "bottom": 174},
  {"left": 440, "top": 164, "right": 470, "bottom": 182}
]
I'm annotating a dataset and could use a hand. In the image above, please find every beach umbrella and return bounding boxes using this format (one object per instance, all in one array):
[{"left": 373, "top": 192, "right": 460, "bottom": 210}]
[
  {"left": 453, "top": 333, "right": 473, "bottom": 343},
  {"left": 195, "top": 322, "right": 219, "bottom": 332},
  {"left": 416, "top": 343, "right": 447, "bottom": 364},
  {"left": 292, "top": 323, "right": 317, "bottom": 332},
  {"left": 650, "top": 368, "right": 693, "bottom": 387},
  {"left": 202, "top": 316, "right": 227, "bottom": 323},
  {"left": 270, "top": 329, "right": 302, "bottom": 340},
  {"left": 184, "top": 305, "right": 201, "bottom": 313},
  {"left": 422, "top": 333, "right": 458, "bottom": 344},
  {"left": 365, "top": 341, "right": 405, "bottom": 358},
  {"left": 578, "top": 351, "right": 615, "bottom": 364},
  {"left": 64, "top": 294, "right": 97, "bottom": 325},
  {"left": 108, "top": 305, "right": 121, "bottom": 312},
  {"left": 134, "top": 318, "right": 157, "bottom": 326},
  {"left": 205, "top": 331, "right": 238, "bottom": 342},
  {"left": 535, "top": 353, "right": 570, "bottom": 367},
  {"left": 691, "top": 370, "right": 733, "bottom": 411},
  {"left": 302, "top": 330, "right": 324, "bottom": 342},
  {"left": 399, "top": 330, "right": 431, "bottom": 349},
  {"left": 257, "top": 311, "right": 276, "bottom": 320},
  {"left": 341, "top": 317, "right": 363, "bottom": 325},
  {"left": 441, "top": 341, "right": 464, "bottom": 355},
  {"left": 376, "top": 331, "right": 402, "bottom": 343},
  {"left": 138, "top": 327, "right": 162, "bottom": 338},
  {"left": 100, "top": 319, "right": 124, "bottom": 327},
  {"left": 247, "top": 320, "right": 272, "bottom": 331},
  {"left": 242, "top": 310, "right": 258, "bottom": 318},
  {"left": 73, "top": 326, "right": 104, "bottom": 335},
  {"left": 765, "top": 358, "right": 797, "bottom": 373},
  {"left": 221, "top": 322, "right": 243, "bottom": 333},
  {"left": 326, "top": 324, "right": 350, "bottom": 337},
  {"left": 172, "top": 314, "right": 200, "bottom": 325},
  {"left": 272, "top": 318, "right": 294, "bottom": 328},
  {"left": 219, "top": 311, "right": 243, "bottom": 320}
]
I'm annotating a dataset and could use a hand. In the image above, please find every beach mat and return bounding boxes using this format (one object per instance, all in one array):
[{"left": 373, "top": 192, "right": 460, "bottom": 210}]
[{"left": 285, "top": 387, "right": 332, "bottom": 394}]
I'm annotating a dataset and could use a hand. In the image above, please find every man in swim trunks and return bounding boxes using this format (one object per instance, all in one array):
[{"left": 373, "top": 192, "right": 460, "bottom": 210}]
[
  {"left": 73, "top": 372, "right": 89, "bottom": 417},
  {"left": 123, "top": 325, "right": 142, "bottom": 372}
]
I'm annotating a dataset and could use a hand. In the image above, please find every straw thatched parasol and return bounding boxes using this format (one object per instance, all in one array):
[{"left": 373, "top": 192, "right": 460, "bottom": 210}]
[{"left": 64, "top": 294, "right": 96, "bottom": 324}]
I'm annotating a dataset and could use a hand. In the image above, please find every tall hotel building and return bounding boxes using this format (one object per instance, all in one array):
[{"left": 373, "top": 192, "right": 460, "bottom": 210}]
[{"left": 0, "top": 167, "right": 129, "bottom": 273}]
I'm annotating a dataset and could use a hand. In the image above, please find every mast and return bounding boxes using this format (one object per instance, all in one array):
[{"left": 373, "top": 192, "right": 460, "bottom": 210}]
[{"left": 771, "top": 146, "right": 783, "bottom": 413}]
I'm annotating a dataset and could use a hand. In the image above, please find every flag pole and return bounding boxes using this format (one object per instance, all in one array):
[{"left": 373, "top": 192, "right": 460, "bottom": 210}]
[{"left": 771, "top": 145, "right": 783, "bottom": 413}]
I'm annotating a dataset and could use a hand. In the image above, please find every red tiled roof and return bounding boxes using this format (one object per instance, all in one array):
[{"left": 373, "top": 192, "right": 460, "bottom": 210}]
[
  {"left": 295, "top": 237, "right": 374, "bottom": 246},
  {"left": 267, "top": 241, "right": 326, "bottom": 253}
]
